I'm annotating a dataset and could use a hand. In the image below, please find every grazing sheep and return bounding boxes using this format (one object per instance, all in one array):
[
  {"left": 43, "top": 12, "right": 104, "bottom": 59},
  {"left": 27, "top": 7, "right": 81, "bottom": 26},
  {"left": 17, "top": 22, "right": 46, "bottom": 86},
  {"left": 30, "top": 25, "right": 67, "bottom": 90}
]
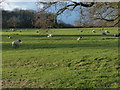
[
  {"left": 114, "top": 33, "right": 120, "bottom": 37},
  {"left": 12, "top": 40, "right": 21, "bottom": 48},
  {"left": 92, "top": 30, "right": 96, "bottom": 33},
  {"left": 47, "top": 34, "right": 53, "bottom": 37},
  {"left": 102, "top": 32, "right": 106, "bottom": 35},
  {"left": 8, "top": 35, "right": 13, "bottom": 39},
  {"left": 105, "top": 30, "right": 110, "bottom": 33},
  {"left": 77, "top": 37, "right": 83, "bottom": 40}
]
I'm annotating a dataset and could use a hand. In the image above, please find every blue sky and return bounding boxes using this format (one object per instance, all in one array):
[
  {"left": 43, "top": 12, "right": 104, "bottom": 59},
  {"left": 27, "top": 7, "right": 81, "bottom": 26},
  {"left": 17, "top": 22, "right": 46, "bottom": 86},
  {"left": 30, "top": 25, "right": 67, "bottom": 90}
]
[{"left": 1, "top": 1, "right": 80, "bottom": 25}]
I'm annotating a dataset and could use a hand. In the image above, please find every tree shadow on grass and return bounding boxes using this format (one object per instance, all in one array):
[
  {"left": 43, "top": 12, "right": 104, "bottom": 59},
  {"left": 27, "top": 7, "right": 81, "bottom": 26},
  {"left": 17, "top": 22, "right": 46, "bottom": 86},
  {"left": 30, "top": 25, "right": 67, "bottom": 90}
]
[
  {"left": 24, "top": 34, "right": 113, "bottom": 37},
  {"left": 2, "top": 41, "right": 118, "bottom": 51}
]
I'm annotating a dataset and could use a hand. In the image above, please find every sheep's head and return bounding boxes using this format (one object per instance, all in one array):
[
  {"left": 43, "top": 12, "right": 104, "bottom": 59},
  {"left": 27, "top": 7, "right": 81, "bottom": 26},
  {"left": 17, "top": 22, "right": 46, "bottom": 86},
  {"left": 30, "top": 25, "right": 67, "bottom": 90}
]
[{"left": 19, "top": 40, "right": 21, "bottom": 42}]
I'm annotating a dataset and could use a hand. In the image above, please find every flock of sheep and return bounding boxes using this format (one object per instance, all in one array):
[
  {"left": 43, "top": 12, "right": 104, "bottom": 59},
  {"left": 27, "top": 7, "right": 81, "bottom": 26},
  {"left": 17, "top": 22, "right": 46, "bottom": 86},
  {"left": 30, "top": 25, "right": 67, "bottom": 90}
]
[
  {"left": 7, "top": 28, "right": 120, "bottom": 48},
  {"left": 8, "top": 35, "right": 22, "bottom": 48},
  {"left": 77, "top": 29, "right": 119, "bottom": 41}
]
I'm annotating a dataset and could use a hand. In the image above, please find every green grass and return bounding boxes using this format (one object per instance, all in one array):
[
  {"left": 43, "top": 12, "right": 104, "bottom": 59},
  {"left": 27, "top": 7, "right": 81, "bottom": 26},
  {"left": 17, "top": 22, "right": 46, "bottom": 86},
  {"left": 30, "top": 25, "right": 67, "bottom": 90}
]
[{"left": 2, "top": 28, "right": 119, "bottom": 88}]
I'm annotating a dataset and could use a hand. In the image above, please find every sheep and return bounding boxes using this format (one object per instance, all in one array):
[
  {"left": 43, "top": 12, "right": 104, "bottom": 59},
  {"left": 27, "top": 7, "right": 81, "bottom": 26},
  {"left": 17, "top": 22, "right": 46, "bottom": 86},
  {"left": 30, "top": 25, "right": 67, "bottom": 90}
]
[
  {"left": 77, "top": 37, "right": 83, "bottom": 40},
  {"left": 8, "top": 35, "right": 13, "bottom": 39},
  {"left": 92, "top": 30, "right": 96, "bottom": 33},
  {"left": 47, "top": 34, "right": 53, "bottom": 37},
  {"left": 105, "top": 30, "right": 110, "bottom": 33},
  {"left": 114, "top": 33, "right": 120, "bottom": 37},
  {"left": 102, "top": 32, "right": 106, "bottom": 35},
  {"left": 11, "top": 29, "right": 15, "bottom": 32},
  {"left": 12, "top": 40, "right": 22, "bottom": 48}
]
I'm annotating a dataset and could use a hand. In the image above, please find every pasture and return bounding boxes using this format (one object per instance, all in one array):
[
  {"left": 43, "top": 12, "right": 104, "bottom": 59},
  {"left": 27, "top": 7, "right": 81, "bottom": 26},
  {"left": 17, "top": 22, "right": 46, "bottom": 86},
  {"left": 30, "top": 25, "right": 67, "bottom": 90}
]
[{"left": 2, "top": 28, "right": 119, "bottom": 88}]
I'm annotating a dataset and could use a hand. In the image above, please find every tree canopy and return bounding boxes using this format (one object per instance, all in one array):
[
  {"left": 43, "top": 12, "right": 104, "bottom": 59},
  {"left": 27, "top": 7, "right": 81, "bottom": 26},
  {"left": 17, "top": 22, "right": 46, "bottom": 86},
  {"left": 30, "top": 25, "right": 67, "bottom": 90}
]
[{"left": 37, "top": 1, "right": 119, "bottom": 27}]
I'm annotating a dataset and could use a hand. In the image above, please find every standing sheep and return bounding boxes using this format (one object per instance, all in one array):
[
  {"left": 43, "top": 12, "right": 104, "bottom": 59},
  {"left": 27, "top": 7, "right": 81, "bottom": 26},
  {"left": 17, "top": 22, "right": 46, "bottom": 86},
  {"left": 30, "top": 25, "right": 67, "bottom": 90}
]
[{"left": 12, "top": 40, "right": 22, "bottom": 48}]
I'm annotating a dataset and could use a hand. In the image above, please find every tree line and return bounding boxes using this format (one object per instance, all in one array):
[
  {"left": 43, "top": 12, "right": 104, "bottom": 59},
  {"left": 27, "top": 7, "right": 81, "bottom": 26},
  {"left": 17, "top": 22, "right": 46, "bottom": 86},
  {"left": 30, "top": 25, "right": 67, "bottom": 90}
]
[
  {"left": 2, "top": 9, "right": 34, "bottom": 28},
  {"left": 2, "top": 9, "right": 74, "bottom": 29}
]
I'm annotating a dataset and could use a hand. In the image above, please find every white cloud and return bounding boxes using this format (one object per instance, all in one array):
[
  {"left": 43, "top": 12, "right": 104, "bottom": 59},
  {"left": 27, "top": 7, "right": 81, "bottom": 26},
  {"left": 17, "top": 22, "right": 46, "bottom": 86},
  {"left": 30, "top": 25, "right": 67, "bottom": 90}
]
[
  {"left": 0, "top": 0, "right": 39, "bottom": 11},
  {"left": 1, "top": 2, "right": 28, "bottom": 10},
  {"left": 1, "top": 2, "right": 17, "bottom": 10},
  {"left": 5, "top": 0, "right": 37, "bottom": 2}
]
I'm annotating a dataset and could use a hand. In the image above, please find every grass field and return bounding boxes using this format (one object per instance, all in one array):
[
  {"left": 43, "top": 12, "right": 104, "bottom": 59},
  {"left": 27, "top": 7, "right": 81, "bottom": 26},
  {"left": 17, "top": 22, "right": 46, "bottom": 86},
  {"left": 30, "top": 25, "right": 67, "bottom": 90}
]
[{"left": 2, "top": 28, "right": 119, "bottom": 88}]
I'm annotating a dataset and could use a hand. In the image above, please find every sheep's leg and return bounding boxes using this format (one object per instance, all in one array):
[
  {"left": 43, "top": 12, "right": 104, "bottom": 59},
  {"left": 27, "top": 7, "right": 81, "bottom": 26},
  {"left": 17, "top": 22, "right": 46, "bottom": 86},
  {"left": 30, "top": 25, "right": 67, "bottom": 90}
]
[
  {"left": 17, "top": 45, "right": 19, "bottom": 48},
  {"left": 14, "top": 44, "right": 18, "bottom": 48}
]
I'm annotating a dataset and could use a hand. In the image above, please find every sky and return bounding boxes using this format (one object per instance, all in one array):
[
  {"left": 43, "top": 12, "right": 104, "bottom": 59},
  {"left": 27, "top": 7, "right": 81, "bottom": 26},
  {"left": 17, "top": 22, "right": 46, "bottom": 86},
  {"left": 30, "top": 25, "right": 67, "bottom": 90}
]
[{"left": 1, "top": 1, "right": 38, "bottom": 11}]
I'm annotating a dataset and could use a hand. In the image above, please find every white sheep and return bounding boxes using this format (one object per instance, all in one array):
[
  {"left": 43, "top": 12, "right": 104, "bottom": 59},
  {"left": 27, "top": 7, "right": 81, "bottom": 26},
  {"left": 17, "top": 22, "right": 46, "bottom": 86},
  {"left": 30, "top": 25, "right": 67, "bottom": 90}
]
[
  {"left": 8, "top": 35, "right": 13, "bottom": 39},
  {"left": 12, "top": 40, "right": 22, "bottom": 48},
  {"left": 77, "top": 37, "right": 83, "bottom": 40},
  {"left": 114, "top": 33, "right": 120, "bottom": 37},
  {"left": 105, "top": 30, "right": 110, "bottom": 33},
  {"left": 47, "top": 34, "right": 53, "bottom": 37},
  {"left": 92, "top": 30, "right": 96, "bottom": 33},
  {"left": 11, "top": 29, "right": 15, "bottom": 32}
]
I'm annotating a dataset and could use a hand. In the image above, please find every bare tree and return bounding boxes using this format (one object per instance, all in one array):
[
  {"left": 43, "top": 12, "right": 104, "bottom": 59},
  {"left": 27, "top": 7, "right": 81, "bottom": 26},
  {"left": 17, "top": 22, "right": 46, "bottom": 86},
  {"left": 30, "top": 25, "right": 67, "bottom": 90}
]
[
  {"left": 33, "top": 12, "right": 56, "bottom": 29},
  {"left": 37, "top": 1, "right": 119, "bottom": 27},
  {"left": 7, "top": 16, "right": 20, "bottom": 28}
]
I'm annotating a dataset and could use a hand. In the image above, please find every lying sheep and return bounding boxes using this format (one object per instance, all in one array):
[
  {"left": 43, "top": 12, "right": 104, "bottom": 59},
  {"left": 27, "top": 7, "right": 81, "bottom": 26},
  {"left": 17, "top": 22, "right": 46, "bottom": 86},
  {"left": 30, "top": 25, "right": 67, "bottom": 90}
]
[
  {"left": 77, "top": 37, "right": 83, "bottom": 40},
  {"left": 92, "top": 30, "right": 96, "bottom": 33},
  {"left": 47, "top": 34, "right": 53, "bottom": 37},
  {"left": 11, "top": 29, "right": 15, "bottom": 32},
  {"left": 12, "top": 40, "right": 21, "bottom": 48},
  {"left": 105, "top": 30, "right": 110, "bottom": 33},
  {"left": 114, "top": 33, "right": 120, "bottom": 37},
  {"left": 8, "top": 35, "right": 13, "bottom": 39}
]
